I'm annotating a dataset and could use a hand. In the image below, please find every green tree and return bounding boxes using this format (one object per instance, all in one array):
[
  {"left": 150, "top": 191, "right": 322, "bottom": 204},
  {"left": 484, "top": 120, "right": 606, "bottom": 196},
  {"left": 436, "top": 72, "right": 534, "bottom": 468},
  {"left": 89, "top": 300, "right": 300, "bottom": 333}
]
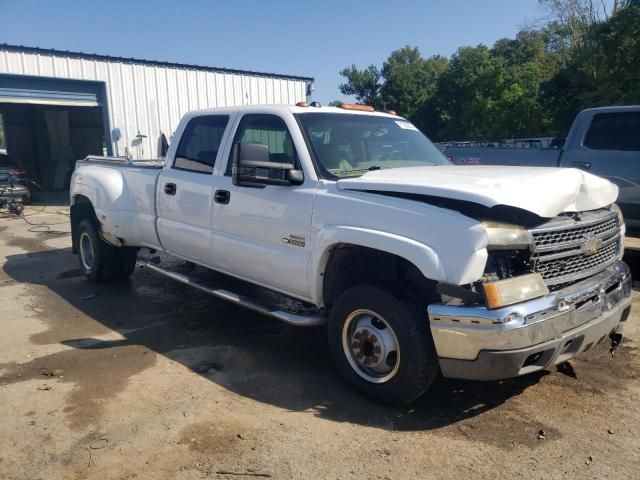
[
  {"left": 431, "top": 45, "right": 503, "bottom": 140},
  {"left": 338, "top": 64, "right": 383, "bottom": 108},
  {"left": 335, "top": 0, "right": 639, "bottom": 141},
  {"left": 381, "top": 47, "right": 449, "bottom": 122},
  {"left": 490, "top": 30, "right": 559, "bottom": 137},
  {"left": 541, "top": 1, "right": 640, "bottom": 132},
  {"left": 539, "top": 0, "right": 607, "bottom": 49}
]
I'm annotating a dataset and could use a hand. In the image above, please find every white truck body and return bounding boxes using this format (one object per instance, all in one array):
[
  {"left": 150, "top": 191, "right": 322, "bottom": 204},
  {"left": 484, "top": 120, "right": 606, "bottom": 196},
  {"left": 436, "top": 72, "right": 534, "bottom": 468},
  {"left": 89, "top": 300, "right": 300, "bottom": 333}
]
[{"left": 70, "top": 104, "right": 632, "bottom": 403}]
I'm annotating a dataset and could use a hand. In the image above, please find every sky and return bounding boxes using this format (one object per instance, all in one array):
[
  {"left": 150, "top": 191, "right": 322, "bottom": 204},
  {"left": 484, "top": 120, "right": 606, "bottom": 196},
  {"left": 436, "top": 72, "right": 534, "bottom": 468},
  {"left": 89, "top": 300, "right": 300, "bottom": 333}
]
[{"left": 0, "top": 0, "right": 547, "bottom": 105}]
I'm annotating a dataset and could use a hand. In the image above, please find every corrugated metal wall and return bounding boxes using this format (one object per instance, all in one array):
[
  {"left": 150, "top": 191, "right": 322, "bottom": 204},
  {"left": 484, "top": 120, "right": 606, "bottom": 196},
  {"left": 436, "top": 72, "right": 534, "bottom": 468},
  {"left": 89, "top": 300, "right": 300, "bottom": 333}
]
[{"left": 0, "top": 47, "right": 309, "bottom": 158}]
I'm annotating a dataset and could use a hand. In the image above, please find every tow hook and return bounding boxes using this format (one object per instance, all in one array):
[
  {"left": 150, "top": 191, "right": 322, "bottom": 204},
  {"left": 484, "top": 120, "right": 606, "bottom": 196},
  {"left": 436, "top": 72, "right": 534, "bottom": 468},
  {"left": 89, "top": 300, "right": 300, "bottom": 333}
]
[{"left": 610, "top": 330, "right": 623, "bottom": 357}]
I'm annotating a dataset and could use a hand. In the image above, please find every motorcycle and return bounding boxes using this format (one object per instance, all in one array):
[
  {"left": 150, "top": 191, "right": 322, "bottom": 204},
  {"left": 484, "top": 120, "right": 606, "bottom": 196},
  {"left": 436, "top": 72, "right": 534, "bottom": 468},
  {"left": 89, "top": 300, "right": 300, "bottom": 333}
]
[{"left": 0, "top": 176, "right": 26, "bottom": 216}]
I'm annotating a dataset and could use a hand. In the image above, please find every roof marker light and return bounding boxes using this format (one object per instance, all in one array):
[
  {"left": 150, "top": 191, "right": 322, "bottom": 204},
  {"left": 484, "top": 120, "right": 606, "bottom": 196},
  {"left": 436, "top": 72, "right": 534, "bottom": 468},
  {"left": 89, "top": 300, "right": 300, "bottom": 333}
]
[{"left": 339, "top": 102, "right": 374, "bottom": 112}]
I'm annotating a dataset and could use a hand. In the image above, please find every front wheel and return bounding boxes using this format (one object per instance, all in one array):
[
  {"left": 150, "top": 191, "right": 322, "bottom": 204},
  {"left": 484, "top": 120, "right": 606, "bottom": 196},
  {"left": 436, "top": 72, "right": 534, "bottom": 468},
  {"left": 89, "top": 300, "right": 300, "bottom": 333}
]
[{"left": 328, "top": 285, "right": 439, "bottom": 404}]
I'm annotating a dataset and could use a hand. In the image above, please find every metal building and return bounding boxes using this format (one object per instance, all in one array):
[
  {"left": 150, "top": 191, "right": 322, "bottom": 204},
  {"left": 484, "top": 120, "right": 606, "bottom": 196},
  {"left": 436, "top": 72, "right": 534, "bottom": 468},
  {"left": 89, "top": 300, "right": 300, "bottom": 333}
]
[{"left": 0, "top": 44, "right": 313, "bottom": 191}]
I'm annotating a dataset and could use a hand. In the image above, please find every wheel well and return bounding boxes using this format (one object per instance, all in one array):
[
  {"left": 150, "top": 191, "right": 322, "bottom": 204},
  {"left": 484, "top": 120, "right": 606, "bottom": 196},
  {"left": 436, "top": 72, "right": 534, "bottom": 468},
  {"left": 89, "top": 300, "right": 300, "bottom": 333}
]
[
  {"left": 322, "top": 245, "right": 439, "bottom": 308},
  {"left": 70, "top": 195, "right": 97, "bottom": 254}
]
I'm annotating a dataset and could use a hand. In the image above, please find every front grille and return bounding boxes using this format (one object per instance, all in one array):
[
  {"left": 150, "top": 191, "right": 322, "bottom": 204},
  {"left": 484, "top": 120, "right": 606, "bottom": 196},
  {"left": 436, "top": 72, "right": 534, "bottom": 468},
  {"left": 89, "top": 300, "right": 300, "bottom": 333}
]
[
  {"left": 530, "top": 210, "right": 621, "bottom": 286},
  {"left": 534, "top": 241, "right": 618, "bottom": 283},
  {"left": 532, "top": 215, "right": 618, "bottom": 249}
]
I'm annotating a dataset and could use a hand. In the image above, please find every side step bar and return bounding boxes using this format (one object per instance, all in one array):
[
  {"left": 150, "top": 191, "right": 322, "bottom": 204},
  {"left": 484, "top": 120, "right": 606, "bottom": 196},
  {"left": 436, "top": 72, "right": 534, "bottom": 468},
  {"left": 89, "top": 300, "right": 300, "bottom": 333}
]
[{"left": 141, "top": 262, "right": 327, "bottom": 327}]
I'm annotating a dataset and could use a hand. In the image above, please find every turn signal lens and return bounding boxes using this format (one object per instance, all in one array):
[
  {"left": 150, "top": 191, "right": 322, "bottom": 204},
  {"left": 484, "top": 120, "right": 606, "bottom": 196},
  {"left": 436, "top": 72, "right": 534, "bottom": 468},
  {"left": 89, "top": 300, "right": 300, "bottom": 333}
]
[{"left": 483, "top": 273, "right": 548, "bottom": 309}]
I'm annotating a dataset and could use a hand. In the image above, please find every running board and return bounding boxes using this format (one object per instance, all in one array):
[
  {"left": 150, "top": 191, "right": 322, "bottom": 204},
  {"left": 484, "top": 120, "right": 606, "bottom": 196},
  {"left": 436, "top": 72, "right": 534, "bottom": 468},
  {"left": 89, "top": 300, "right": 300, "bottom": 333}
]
[{"left": 141, "top": 262, "right": 327, "bottom": 327}]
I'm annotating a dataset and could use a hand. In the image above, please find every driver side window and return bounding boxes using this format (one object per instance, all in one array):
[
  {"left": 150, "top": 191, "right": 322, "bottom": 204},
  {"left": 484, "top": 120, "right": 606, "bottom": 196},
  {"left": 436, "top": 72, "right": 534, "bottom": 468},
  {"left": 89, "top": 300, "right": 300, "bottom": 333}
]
[{"left": 226, "top": 114, "right": 298, "bottom": 177}]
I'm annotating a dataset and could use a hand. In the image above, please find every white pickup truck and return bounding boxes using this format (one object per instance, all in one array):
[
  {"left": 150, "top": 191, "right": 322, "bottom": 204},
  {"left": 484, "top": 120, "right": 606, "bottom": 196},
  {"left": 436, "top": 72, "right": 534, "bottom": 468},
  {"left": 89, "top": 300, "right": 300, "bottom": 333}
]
[{"left": 70, "top": 103, "right": 632, "bottom": 404}]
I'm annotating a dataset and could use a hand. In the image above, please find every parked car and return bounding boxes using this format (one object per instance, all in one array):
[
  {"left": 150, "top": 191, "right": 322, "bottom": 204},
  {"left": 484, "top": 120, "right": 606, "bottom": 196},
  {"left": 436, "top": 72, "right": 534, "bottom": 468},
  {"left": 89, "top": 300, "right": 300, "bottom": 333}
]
[
  {"left": 0, "top": 153, "right": 30, "bottom": 203},
  {"left": 69, "top": 103, "right": 631, "bottom": 404},
  {"left": 444, "top": 106, "right": 640, "bottom": 232}
]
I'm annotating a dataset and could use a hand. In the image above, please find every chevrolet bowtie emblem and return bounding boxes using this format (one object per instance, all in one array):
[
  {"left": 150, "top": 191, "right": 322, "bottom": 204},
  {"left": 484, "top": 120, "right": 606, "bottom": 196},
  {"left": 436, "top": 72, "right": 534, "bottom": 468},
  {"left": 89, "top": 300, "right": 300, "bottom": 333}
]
[{"left": 581, "top": 237, "right": 603, "bottom": 255}]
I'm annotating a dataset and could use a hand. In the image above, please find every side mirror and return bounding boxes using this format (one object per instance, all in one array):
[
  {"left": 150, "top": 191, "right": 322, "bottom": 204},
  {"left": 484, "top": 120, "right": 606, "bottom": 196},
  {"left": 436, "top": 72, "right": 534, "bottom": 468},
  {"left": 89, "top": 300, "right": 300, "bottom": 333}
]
[
  {"left": 232, "top": 143, "right": 303, "bottom": 187},
  {"left": 287, "top": 169, "right": 304, "bottom": 184}
]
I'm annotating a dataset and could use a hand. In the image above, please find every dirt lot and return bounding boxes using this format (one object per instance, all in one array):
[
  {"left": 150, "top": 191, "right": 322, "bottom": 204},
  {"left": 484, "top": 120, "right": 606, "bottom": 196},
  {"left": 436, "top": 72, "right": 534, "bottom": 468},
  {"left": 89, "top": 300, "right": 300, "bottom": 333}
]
[{"left": 1, "top": 205, "right": 640, "bottom": 480}]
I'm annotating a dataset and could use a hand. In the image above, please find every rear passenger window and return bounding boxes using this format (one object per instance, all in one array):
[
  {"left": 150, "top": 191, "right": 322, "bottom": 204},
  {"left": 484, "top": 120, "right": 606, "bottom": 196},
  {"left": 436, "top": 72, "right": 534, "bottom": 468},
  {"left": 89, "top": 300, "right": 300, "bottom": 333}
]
[
  {"left": 174, "top": 115, "right": 229, "bottom": 173},
  {"left": 583, "top": 112, "right": 640, "bottom": 151}
]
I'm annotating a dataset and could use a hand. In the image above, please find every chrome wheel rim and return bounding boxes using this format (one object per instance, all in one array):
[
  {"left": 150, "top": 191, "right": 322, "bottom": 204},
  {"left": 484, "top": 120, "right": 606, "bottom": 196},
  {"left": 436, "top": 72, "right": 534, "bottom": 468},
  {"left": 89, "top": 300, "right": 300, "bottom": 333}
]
[
  {"left": 79, "top": 232, "right": 95, "bottom": 271},
  {"left": 342, "top": 309, "right": 400, "bottom": 383}
]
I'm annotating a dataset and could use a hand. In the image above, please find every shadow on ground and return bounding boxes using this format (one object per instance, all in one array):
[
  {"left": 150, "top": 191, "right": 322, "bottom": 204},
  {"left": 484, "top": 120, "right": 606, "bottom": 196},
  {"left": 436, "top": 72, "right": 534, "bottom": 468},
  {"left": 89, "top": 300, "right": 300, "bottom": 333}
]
[
  {"left": 3, "top": 234, "right": 637, "bottom": 433},
  {"left": 623, "top": 249, "right": 640, "bottom": 285}
]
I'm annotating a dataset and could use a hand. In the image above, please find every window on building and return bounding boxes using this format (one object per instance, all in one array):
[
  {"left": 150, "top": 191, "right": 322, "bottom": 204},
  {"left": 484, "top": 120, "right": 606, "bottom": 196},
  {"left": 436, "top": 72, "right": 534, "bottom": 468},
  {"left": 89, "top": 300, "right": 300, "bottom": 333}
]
[
  {"left": 583, "top": 112, "right": 640, "bottom": 151},
  {"left": 174, "top": 115, "right": 229, "bottom": 173}
]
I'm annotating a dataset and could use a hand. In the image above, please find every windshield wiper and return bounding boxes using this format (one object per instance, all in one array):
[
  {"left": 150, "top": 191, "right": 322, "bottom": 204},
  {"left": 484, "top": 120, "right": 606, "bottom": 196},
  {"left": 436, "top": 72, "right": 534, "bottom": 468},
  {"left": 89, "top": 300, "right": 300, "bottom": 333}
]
[{"left": 335, "top": 165, "right": 385, "bottom": 175}]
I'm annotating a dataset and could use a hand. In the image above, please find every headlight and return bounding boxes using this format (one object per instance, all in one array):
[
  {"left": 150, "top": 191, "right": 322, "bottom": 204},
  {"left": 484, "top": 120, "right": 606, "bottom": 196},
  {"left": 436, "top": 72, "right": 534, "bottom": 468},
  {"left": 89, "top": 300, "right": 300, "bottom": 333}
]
[
  {"left": 482, "top": 273, "right": 549, "bottom": 309},
  {"left": 481, "top": 221, "right": 532, "bottom": 249}
]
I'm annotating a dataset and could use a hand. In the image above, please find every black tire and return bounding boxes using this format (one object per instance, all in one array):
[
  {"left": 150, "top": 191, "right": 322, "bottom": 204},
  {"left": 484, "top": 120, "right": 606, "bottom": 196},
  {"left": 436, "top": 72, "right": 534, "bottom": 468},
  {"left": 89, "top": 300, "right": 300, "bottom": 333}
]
[
  {"left": 114, "top": 247, "right": 138, "bottom": 279},
  {"left": 10, "top": 200, "right": 23, "bottom": 216},
  {"left": 328, "top": 284, "right": 438, "bottom": 404},
  {"left": 77, "top": 219, "right": 116, "bottom": 282}
]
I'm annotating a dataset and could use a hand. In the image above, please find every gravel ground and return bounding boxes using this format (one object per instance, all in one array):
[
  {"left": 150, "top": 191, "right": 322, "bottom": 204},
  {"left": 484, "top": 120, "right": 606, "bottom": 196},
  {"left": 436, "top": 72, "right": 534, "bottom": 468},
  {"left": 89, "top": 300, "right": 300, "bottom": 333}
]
[{"left": 1, "top": 205, "right": 639, "bottom": 479}]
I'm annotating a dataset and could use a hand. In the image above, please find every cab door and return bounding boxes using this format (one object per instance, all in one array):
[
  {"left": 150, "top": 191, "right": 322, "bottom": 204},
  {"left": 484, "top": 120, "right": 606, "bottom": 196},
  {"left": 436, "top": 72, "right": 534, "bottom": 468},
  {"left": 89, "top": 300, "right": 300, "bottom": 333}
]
[
  {"left": 156, "top": 114, "right": 231, "bottom": 266},
  {"left": 211, "top": 113, "right": 316, "bottom": 300}
]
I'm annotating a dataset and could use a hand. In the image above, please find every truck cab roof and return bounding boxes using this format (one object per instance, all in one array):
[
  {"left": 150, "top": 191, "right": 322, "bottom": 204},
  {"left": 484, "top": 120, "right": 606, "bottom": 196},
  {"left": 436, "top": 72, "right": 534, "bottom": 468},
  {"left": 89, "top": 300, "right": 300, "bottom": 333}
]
[
  {"left": 182, "top": 104, "right": 401, "bottom": 120},
  {"left": 579, "top": 105, "right": 640, "bottom": 114}
]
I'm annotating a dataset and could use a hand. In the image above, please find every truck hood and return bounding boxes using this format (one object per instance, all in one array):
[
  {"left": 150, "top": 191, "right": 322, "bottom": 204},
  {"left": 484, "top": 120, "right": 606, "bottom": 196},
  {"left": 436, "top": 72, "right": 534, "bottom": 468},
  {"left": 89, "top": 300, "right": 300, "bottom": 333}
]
[{"left": 337, "top": 165, "right": 619, "bottom": 218}]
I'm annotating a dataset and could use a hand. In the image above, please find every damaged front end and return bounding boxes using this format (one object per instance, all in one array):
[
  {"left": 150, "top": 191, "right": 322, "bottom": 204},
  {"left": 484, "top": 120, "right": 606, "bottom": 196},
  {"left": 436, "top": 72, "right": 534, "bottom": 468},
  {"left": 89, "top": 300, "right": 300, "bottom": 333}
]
[
  {"left": 438, "top": 205, "right": 625, "bottom": 306},
  {"left": 427, "top": 204, "right": 631, "bottom": 381}
]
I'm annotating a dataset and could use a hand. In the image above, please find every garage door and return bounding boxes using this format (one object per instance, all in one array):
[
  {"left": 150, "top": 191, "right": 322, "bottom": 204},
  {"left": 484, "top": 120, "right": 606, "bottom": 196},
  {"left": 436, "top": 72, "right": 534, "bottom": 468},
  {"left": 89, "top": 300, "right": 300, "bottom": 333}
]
[{"left": 0, "top": 74, "right": 103, "bottom": 107}]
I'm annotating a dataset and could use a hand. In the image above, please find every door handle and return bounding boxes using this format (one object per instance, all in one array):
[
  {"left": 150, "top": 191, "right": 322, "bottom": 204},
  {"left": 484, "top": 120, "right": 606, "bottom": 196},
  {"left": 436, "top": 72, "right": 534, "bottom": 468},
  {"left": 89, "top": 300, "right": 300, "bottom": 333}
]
[
  {"left": 164, "top": 183, "right": 177, "bottom": 195},
  {"left": 570, "top": 161, "right": 591, "bottom": 170},
  {"left": 214, "top": 190, "right": 230, "bottom": 204}
]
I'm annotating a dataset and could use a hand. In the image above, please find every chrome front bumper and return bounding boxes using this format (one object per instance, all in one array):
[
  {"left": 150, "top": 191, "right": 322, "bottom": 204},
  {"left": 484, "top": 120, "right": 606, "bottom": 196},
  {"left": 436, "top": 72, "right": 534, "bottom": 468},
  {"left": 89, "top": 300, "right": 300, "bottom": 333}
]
[{"left": 428, "top": 261, "right": 632, "bottom": 380}]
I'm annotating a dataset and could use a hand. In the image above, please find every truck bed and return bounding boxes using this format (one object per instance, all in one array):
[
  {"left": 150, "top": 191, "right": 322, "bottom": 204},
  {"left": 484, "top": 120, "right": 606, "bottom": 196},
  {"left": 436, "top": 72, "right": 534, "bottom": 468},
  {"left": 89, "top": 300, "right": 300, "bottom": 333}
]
[
  {"left": 72, "top": 155, "right": 164, "bottom": 249},
  {"left": 76, "top": 156, "right": 165, "bottom": 169}
]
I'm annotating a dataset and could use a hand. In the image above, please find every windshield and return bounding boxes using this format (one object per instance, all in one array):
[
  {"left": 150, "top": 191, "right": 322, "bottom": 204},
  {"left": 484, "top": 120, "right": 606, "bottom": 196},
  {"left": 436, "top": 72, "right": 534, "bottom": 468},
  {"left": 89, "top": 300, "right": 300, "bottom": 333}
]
[{"left": 296, "top": 113, "right": 451, "bottom": 178}]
